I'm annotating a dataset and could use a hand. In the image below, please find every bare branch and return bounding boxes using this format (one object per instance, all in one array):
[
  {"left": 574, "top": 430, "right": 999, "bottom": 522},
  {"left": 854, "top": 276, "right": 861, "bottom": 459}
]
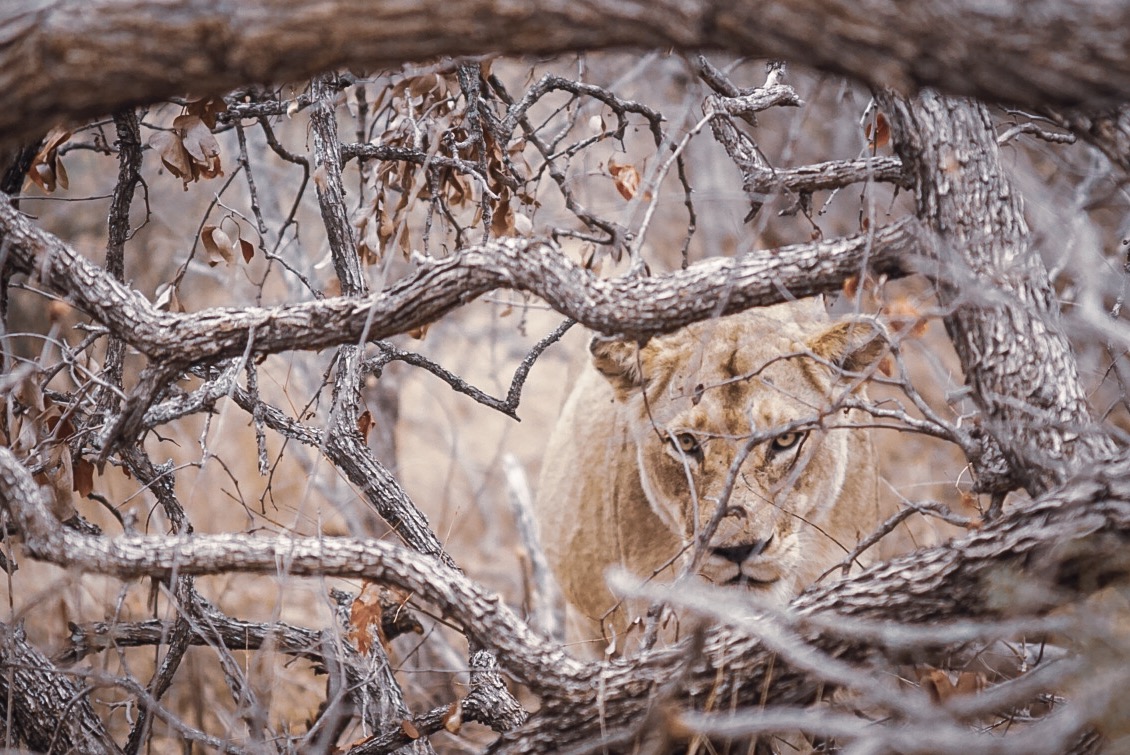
[
  {"left": 0, "top": 621, "right": 120, "bottom": 755},
  {"left": 0, "top": 199, "right": 921, "bottom": 363}
]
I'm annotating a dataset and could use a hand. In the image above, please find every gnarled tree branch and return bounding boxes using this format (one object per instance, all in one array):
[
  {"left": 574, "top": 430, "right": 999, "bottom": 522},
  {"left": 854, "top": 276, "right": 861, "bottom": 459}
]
[
  {"left": 0, "top": 199, "right": 920, "bottom": 363},
  {"left": 4, "top": 0, "right": 1130, "bottom": 152}
]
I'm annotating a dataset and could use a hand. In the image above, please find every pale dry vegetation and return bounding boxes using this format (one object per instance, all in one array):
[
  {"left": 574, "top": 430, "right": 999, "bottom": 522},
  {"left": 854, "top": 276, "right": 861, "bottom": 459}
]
[{"left": 2, "top": 4, "right": 1130, "bottom": 753}]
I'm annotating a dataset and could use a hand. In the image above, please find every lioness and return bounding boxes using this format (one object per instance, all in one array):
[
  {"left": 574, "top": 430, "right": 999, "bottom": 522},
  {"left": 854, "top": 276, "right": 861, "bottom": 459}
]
[{"left": 535, "top": 299, "right": 886, "bottom": 647}]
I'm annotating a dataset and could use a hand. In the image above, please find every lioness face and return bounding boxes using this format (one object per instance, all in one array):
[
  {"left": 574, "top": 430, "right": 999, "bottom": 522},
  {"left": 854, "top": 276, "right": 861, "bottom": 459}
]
[{"left": 591, "top": 308, "right": 884, "bottom": 597}]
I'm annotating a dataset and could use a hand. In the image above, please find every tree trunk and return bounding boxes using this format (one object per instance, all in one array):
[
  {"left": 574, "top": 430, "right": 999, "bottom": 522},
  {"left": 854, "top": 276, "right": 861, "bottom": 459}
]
[{"left": 878, "top": 91, "right": 1118, "bottom": 499}]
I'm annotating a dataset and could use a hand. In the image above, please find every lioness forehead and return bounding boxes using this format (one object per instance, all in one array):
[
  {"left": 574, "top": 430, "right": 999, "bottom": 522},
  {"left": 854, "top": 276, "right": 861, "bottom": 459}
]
[{"left": 650, "top": 313, "right": 833, "bottom": 426}]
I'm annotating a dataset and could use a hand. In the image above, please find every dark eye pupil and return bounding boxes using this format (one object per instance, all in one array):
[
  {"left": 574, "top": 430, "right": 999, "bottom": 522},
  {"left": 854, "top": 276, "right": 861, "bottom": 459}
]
[{"left": 670, "top": 433, "right": 699, "bottom": 455}]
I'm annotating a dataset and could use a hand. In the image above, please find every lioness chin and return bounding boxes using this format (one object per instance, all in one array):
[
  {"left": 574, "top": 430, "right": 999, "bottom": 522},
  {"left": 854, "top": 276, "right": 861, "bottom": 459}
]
[{"left": 534, "top": 298, "right": 887, "bottom": 653}]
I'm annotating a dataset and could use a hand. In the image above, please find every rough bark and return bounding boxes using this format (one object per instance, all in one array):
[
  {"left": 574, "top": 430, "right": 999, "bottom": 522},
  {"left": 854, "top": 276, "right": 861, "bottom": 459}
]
[
  {"left": 0, "top": 199, "right": 920, "bottom": 363},
  {"left": 878, "top": 91, "right": 1118, "bottom": 498},
  {"left": 0, "top": 620, "right": 121, "bottom": 755},
  {"left": 0, "top": 8, "right": 1124, "bottom": 750},
  {"left": 3, "top": 0, "right": 1130, "bottom": 152},
  {"left": 2, "top": 438, "right": 1128, "bottom": 753}
]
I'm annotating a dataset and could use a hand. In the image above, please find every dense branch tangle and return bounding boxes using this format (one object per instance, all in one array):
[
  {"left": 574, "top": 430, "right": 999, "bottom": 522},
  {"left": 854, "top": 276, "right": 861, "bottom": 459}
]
[{"left": 0, "top": 45, "right": 1124, "bottom": 755}]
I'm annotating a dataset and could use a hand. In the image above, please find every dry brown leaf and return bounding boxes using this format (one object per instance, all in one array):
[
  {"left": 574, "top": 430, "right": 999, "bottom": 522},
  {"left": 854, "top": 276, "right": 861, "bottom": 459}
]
[
  {"left": 175, "top": 114, "right": 223, "bottom": 179},
  {"left": 347, "top": 582, "right": 385, "bottom": 655},
  {"left": 865, "top": 111, "right": 891, "bottom": 150},
  {"left": 608, "top": 158, "right": 641, "bottom": 201},
  {"left": 400, "top": 720, "right": 420, "bottom": 740},
  {"left": 183, "top": 95, "right": 228, "bottom": 129},
  {"left": 73, "top": 457, "right": 95, "bottom": 498},
  {"left": 53, "top": 158, "right": 69, "bottom": 190},
  {"left": 154, "top": 282, "right": 184, "bottom": 312},
  {"left": 150, "top": 130, "right": 194, "bottom": 185},
  {"left": 38, "top": 127, "right": 71, "bottom": 157},
  {"left": 26, "top": 127, "right": 72, "bottom": 193},
  {"left": 239, "top": 237, "right": 255, "bottom": 264},
  {"left": 201, "top": 225, "right": 237, "bottom": 267},
  {"left": 842, "top": 275, "right": 860, "bottom": 299},
  {"left": 445, "top": 172, "right": 472, "bottom": 208},
  {"left": 357, "top": 410, "right": 373, "bottom": 440},
  {"left": 407, "top": 323, "right": 430, "bottom": 340}
]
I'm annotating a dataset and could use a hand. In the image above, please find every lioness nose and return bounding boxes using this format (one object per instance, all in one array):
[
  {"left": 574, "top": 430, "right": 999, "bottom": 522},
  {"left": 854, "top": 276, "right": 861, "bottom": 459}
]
[{"left": 711, "top": 536, "right": 772, "bottom": 564}]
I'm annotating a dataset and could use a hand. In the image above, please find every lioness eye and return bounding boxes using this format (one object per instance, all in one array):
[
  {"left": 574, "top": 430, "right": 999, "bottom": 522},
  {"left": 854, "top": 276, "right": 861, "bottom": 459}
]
[
  {"left": 671, "top": 432, "right": 701, "bottom": 456},
  {"left": 770, "top": 432, "right": 804, "bottom": 452}
]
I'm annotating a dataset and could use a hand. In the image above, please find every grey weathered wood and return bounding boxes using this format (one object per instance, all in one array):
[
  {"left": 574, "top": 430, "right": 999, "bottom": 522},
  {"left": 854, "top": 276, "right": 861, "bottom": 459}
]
[
  {"left": 3, "top": 0, "right": 1130, "bottom": 152},
  {"left": 1, "top": 433, "right": 1127, "bottom": 753},
  {"left": 0, "top": 620, "right": 122, "bottom": 754},
  {"left": 878, "top": 91, "right": 1118, "bottom": 498},
  {"left": 0, "top": 199, "right": 920, "bottom": 362}
]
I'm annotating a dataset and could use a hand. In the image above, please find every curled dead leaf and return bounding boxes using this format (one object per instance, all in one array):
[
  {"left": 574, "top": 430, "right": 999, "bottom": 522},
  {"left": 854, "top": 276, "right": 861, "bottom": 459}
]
[
  {"left": 201, "top": 225, "right": 237, "bottom": 267},
  {"left": 154, "top": 282, "right": 184, "bottom": 312},
  {"left": 150, "top": 130, "right": 194, "bottom": 186},
  {"left": 357, "top": 410, "right": 373, "bottom": 440},
  {"left": 607, "top": 158, "right": 641, "bottom": 201},
  {"left": 240, "top": 237, "right": 255, "bottom": 264},
  {"left": 175, "top": 114, "right": 223, "bottom": 179},
  {"left": 183, "top": 95, "right": 228, "bottom": 129},
  {"left": 73, "top": 457, "right": 95, "bottom": 498},
  {"left": 152, "top": 114, "right": 224, "bottom": 187},
  {"left": 865, "top": 111, "right": 891, "bottom": 150},
  {"left": 26, "top": 127, "right": 72, "bottom": 193}
]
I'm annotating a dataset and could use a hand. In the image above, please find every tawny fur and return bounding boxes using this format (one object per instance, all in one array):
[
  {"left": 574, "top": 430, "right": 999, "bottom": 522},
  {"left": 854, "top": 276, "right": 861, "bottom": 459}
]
[{"left": 535, "top": 300, "right": 885, "bottom": 649}]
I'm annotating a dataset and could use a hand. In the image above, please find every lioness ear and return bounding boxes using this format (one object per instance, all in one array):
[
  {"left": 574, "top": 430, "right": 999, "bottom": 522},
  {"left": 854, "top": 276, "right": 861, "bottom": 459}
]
[
  {"left": 807, "top": 317, "right": 888, "bottom": 376},
  {"left": 590, "top": 336, "right": 647, "bottom": 399}
]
